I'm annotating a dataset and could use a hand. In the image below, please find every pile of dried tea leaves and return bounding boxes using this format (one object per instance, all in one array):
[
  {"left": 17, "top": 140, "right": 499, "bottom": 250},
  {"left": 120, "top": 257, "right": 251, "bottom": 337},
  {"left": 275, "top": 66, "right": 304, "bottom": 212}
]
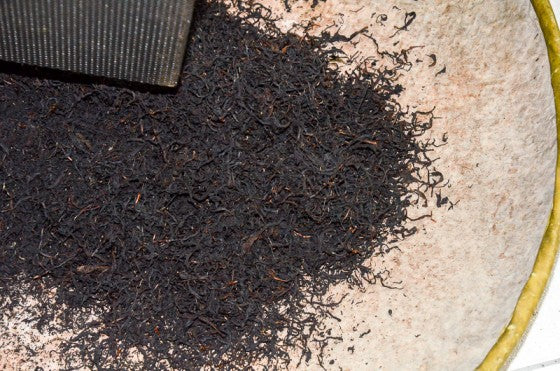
[{"left": 0, "top": 0, "right": 445, "bottom": 368}]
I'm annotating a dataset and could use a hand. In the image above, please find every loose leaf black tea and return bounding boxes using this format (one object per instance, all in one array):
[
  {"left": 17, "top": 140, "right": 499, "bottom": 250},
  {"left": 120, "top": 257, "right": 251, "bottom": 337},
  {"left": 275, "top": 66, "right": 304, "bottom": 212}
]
[
  {"left": 283, "top": 0, "right": 326, "bottom": 12},
  {"left": 0, "top": 0, "right": 445, "bottom": 369}
]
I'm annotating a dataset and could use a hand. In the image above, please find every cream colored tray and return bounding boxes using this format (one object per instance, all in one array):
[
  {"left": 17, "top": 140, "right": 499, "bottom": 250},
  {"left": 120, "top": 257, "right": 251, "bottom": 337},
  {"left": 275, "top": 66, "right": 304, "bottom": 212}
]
[{"left": 250, "top": 1, "right": 560, "bottom": 369}]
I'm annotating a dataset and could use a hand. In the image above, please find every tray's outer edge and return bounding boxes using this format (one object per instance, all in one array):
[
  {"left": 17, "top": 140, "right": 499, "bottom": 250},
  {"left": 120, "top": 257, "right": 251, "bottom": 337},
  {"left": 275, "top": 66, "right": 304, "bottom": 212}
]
[{"left": 478, "top": 1, "right": 560, "bottom": 369}]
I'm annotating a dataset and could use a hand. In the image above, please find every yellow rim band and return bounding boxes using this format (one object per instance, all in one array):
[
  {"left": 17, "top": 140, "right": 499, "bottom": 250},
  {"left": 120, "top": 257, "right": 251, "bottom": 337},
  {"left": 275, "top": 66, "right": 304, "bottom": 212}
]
[{"left": 477, "top": 1, "right": 560, "bottom": 369}]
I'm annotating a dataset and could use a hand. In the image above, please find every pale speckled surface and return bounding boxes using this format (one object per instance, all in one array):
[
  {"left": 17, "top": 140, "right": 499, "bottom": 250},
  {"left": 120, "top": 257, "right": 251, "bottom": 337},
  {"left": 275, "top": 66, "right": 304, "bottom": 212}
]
[
  {"left": 508, "top": 2, "right": 560, "bottom": 369},
  {"left": 0, "top": 1, "right": 557, "bottom": 369},
  {"left": 253, "top": 0, "right": 557, "bottom": 369}
]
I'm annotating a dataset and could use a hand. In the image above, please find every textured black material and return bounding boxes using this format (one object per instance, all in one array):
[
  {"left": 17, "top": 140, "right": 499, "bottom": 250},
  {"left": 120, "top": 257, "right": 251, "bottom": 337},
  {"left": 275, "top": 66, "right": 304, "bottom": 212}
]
[
  {"left": 0, "top": 1, "right": 449, "bottom": 368},
  {"left": 0, "top": 0, "right": 195, "bottom": 86}
]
